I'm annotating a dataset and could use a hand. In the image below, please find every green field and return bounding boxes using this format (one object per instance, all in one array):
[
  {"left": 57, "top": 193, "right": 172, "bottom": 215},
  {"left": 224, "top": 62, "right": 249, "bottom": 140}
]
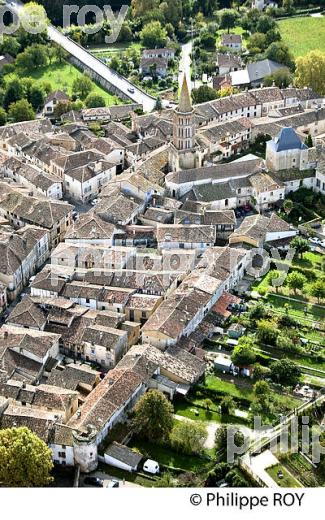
[
  {"left": 24, "top": 62, "right": 123, "bottom": 106},
  {"left": 129, "top": 438, "right": 211, "bottom": 473},
  {"left": 266, "top": 463, "right": 302, "bottom": 487},
  {"left": 278, "top": 16, "right": 325, "bottom": 57}
]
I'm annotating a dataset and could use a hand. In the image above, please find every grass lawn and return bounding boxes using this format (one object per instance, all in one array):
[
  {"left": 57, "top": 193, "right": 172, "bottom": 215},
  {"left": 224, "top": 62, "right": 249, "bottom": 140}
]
[
  {"left": 129, "top": 438, "right": 212, "bottom": 473},
  {"left": 23, "top": 61, "right": 123, "bottom": 106},
  {"left": 266, "top": 463, "right": 302, "bottom": 487},
  {"left": 204, "top": 375, "right": 255, "bottom": 402},
  {"left": 278, "top": 16, "right": 325, "bottom": 57},
  {"left": 216, "top": 26, "right": 248, "bottom": 48},
  {"left": 267, "top": 294, "right": 325, "bottom": 321},
  {"left": 203, "top": 374, "right": 300, "bottom": 411},
  {"left": 89, "top": 42, "right": 142, "bottom": 55},
  {"left": 173, "top": 396, "right": 248, "bottom": 425},
  {"left": 253, "top": 251, "right": 324, "bottom": 305}
]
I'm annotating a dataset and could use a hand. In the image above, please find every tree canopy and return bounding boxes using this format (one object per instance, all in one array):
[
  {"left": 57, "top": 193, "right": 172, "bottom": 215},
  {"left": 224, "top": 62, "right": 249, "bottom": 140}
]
[
  {"left": 270, "top": 358, "right": 301, "bottom": 386},
  {"left": 295, "top": 51, "right": 325, "bottom": 96},
  {"left": 170, "top": 420, "right": 207, "bottom": 454},
  {"left": 140, "top": 21, "right": 168, "bottom": 49},
  {"left": 0, "top": 427, "right": 53, "bottom": 487},
  {"left": 132, "top": 390, "right": 174, "bottom": 442}
]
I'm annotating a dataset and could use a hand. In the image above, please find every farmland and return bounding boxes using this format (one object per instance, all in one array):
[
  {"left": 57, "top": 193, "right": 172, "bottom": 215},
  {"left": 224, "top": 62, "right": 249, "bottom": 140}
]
[{"left": 278, "top": 16, "right": 325, "bottom": 57}]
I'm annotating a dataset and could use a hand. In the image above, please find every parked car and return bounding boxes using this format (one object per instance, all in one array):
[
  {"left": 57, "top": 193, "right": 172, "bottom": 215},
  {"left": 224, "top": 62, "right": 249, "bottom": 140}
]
[
  {"left": 107, "top": 479, "right": 119, "bottom": 488},
  {"left": 143, "top": 459, "right": 160, "bottom": 474},
  {"left": 84, "top": 476, "right": 104, "bottom": 487}
]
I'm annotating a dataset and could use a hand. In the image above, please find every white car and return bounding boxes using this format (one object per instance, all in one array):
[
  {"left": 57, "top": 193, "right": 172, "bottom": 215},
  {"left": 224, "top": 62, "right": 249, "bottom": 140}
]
[
  {"left": 143, "top": 459, "right": 160, "bottom": 475},
  {"left": 127, "top": 87, "right": 135, "bottom": 94}
]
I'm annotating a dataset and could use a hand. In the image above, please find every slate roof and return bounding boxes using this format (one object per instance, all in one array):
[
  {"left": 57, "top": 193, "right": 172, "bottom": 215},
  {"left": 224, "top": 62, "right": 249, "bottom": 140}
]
[
  {"left": 270, "top": 127, "right": 307, "bottom": 152},
  {"left": 105, "top": 442, "right": 143, "bottom": 467},
  {"left": 247, "top": 59, "right": 287, "bottom": 83}
]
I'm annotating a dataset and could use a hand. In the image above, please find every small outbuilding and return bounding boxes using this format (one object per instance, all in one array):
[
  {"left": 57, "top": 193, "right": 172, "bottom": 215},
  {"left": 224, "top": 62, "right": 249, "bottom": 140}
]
[
  {"left": 214, "top": 355, "right": 233, "bottom": 374},
  {"left": 227, "top": 323, "right": 246, "bottom": 339},
  {"left": 104, "top": 442, "right": 143, "bottom": 472}
]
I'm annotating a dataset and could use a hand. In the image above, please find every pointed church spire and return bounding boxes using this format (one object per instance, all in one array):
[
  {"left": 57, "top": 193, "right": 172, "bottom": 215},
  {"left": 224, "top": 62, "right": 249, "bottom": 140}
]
[{"left": 178, "top": 75, "right": 192, "bottom": 113}]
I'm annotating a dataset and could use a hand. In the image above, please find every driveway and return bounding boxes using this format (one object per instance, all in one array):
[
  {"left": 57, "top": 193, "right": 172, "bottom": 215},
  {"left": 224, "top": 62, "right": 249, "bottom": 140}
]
[
  {"left": 81, "top": 470, "right": 142, "bottom": 488},
  {"left": 243, "top": 450, "right": 280, "bottom": 487}
]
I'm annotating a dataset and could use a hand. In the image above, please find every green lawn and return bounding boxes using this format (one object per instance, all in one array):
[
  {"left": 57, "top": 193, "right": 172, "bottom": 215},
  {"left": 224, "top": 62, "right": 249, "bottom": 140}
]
[
  {"left": 204, "top": 375, "right": 255, "bottom": 402},
  {"left": 278, "top": 16, "right": 325, "bottom": 57},
  {"left": 173, "top": 396, "right": 248, "bottom": 425},
  {"left": 129, "top": 438, "right": 212, "bottom": 473},
  {"left": 89, "top": 42, "right": 142, "bottom": 55},
  {"left": 267, "top": 294, "right": 325, "bottom": 321},
  {"left": 216, "top": 26, "right": 248, "bottom": 48},
  {"left": 253, "top": 251, "right": 324, "bottom": 304},
  {"left": 23, "top": 61, "right": 123, "bottom": 106},
  {"left": 266, "top": 463, "right": 302, "bottom": 487}
]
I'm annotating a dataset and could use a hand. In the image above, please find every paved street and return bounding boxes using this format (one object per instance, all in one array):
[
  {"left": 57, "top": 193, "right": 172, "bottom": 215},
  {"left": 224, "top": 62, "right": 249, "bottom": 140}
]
[{"left": 179, "top": 41, "right": 192, "bottom": 87}]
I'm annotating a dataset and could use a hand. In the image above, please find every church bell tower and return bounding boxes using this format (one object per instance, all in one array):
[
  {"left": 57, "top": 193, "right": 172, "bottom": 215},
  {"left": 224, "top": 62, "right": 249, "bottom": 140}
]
[{"left": 169, "top": 75, "right": 201, "bottom": 171}]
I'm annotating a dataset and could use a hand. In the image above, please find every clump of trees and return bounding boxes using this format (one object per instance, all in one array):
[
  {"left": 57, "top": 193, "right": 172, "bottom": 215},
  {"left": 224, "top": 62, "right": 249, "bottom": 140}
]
[
  {"left": 132, "top": 389, "right": 208, "bottom": 457},
  {"left": 0, "top": 427, "right": 53, "bottom": 487}
]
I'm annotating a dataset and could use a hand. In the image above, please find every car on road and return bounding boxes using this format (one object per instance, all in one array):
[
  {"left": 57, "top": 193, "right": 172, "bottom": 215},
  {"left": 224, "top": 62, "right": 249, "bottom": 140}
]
[
  {"left": 127, "top": 87, "right": 135, "bottom": 94},
  {"left": 84, "top": 476, "right": 104, "bottom": 487}
]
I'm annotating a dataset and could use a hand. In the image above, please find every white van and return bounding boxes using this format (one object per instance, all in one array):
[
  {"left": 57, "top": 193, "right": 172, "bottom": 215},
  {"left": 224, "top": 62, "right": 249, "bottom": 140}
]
[{"left": 143, "top": 459, "right": 160, "bottom": 475}]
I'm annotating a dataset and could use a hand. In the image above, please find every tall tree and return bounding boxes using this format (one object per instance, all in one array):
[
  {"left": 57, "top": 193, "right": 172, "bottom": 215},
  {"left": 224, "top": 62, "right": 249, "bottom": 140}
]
[
  {"left": 132, "top": 390, "right": 174, "bottom": 442},
  {"left": 290, "top": 236, "right": 310, "bottom": 259},
  {"left": 295, "top": 51, "right": 325, "bottom": 95},
  {"left": 140, "top": 21, "right": 167, "bottom": 48},
  {"left": 4, "top": 79, "right": 24, "bottom": 111},
  {"left": 72, "top": 74, "right": 93, "bottom": 100},
  {"left": 170, "top": 421, "right": 207, "bottom": 455},
  {"left": 8, "top": 99, "right": 35, "bottom": 122},
  {"left": 0, "top": 427, "right": 53, "bottom": 487},
  {"left": 286, "top": 271, "right": 307, "bottom": 295},
  {"left": 270, "top": 358, "right": 301, "bottom": 386},
  {"left": 220, "top": 396, "right": 235, "bottom": 416},
  {"left": 231, "top": 342, "right": 256, "bottom": 366},
  {"left": 309, "top": 279, "right": 325, "bottom": 303},
  {"left": 265, "top": 41, "right": 295, "bottom": 70},
  {"left": 219, "top": 9, "right": 239, "bottom": 34}
]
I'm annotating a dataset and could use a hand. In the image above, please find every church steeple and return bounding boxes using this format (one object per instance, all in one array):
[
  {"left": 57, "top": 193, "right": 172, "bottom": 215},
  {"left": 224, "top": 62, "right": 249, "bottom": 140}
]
[
  {"left": 172, "top": 75, "right": 195, "bottom": 152},
  {"left": 178, "top": 75, "right": 192, "bottom": 113},
  {"left": 169, "top": 75, "right": 201, "bottom": 172}
]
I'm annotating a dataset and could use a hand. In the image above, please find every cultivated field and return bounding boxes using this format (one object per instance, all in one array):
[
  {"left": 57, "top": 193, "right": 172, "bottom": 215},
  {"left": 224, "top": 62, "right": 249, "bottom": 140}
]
[{"left": 278, "top": 16, "right": 325, "bottom": 57}]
